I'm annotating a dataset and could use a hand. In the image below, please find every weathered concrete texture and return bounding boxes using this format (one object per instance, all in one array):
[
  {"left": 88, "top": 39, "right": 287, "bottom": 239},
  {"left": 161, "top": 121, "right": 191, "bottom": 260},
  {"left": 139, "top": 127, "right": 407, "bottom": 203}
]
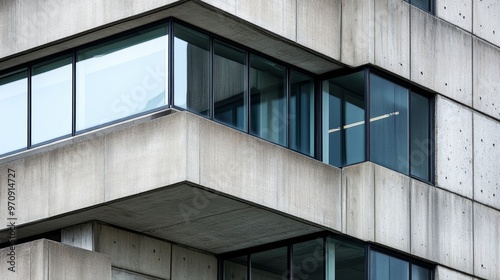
[
  {"left": 104, "top": 112, "right": 191, "bottom": 201},
  {"left": 112, "top": 267, "right": 164, "bottom": 280},
  {"left": 200, "top": 0, "right": 236, "bottom": 13},
  {"left": 435, "top": 96, "right": 473, "bottom": 198},
  {"left": 374, "top": 165, "right": 410, "bottom": 253},
  {"left": 61, "top": 222, "right": 94, "bottom": 251},
  {"left": 474, "top": 113, "right": 500, "bottom": 210},
  {"left": 297, "top": 0, "right": 341, "bottom": 60},
  {"left": 435, "top": 266, "right": 474, "bottom": 280},
  {"left": 94, "top": 224, "right": 171, "bottom": 279},
  {"left": 171, "top": 245, "right": 217, "bottom": 280},
  {"left": 341, "top": 0, "right": 375, "bottom": 66},
  {"left": 198, "top": 116, "right": 342, "bottom": 231},
  {"left": 435, "top": 0, "right": 472, "bottom": 32},
  {"left": 473, "top": 0, "right": 500, "bottom": 47},
  {"left": 235, "top": 0, "right": 296, "bottom": 41},
  {"left": 473, "top": 38, "right": 500, "bottom": 119},
  {"left": 411, "top": 181, "right": 473, "bottom": 274},
  {"left": 411, "top": 7, "right": 472, "bottom": 106},
  {"left": 342, "top": 162, "right": 375, "bottom": 241},
  {"left": 473, "top": 203, "right": 500, "bottom": 279},
  {"left": 0, "top": 0, "right": 179, "bottom": 59},
  {"left": 374, "top": 0, "right": 410, "bottom": 79},
  {"left": 0, "top": 239, "right": 111, "bottom": 280}
]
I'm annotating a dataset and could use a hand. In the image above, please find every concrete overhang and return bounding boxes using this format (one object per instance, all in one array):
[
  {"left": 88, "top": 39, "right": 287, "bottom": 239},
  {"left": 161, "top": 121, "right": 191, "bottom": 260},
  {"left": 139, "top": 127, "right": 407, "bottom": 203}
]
[
  {"left": 0, "top": 111, "right": 342, "bottom": 254},
  {"left": 0, "top": 0, "right": 344, "bottom": 74}
]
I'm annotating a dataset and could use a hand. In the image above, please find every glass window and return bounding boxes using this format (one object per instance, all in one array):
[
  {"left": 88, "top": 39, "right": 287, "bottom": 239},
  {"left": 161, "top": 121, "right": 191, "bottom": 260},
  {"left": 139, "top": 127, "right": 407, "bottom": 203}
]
[
  {"left": 224, "top": 255, "right": 247, "bottom": 280},
  {"left": 370, "top": 74, "right": 409, "bottom": 174},
  {"left": 32, "top": 57, "right": 72, "bottom": 144},
  {"left": 76, "top": 25, "right": 167, "bottom": 131},
  {"left": 404, "top": 0, "right": 433, "bottom": 13},
  {"left": 214, "top": 40, "right": 247, "bottom": 131},
  {"left": 174, "top": 23, "right": 210, "bottom": 116},
  {"left": 322, "top": 71, "right": 366, "bottom": 167},
  {"left": 251, "top": 247, "right": 287, "bottom": 279},
  {"left": 412, "top": 264, "right": 432, "bottom": 280},
  {"left": 410, "top": 91, "right": 431, "bottom": 181},
  {"left": 250, "top": 54, "right": 287, "bottom": 146},
  {"left": 292, "top": 239, "right": 324, "bottom": 279},
  {"left": 326, "top": 236, "right": 365, "bottom": 280},
  {"left": 0, "top": 71, "right": 27, "bottom": 155},
  {"left": 370, "top": 251, "right": 409, "bottom": 280},
  {"left": 290, "top": 70, "right": 315, "bottom": 156}
]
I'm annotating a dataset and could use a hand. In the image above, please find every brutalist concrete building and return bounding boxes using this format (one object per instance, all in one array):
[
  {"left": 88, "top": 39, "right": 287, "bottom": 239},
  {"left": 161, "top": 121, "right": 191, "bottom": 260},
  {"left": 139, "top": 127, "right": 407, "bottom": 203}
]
[{"left": 0, "top": 0, "right": 499, "bottom": 279}]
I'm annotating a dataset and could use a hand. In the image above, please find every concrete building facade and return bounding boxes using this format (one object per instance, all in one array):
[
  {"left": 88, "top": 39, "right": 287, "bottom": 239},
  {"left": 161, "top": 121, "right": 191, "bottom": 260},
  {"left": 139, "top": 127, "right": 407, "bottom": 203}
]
[{"left": 0, "top": 0, "right": 498, "bottom": 279}]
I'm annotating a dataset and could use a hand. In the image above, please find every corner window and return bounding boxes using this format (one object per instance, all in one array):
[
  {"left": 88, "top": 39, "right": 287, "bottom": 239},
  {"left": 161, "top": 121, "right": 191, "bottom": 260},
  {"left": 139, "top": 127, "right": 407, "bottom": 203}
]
[
  {"left": 404, "top": 0, "right": 434, "bottom": 14},
  {"left": 322, "top": 69, "right": 433, "bottom": 182},
  {"left": 370, "top": 250, "right": 432, "bottom": 280},
  {"left": 76, "top": 25, "right": 168, "bottom": 131},
  {"left": 0, "top": 70, "right": 27, "bottom": 155}
]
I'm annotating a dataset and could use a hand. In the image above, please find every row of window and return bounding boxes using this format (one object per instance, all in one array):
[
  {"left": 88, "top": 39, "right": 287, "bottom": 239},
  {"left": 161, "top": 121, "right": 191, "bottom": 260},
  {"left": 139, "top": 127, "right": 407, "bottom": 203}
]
[
  {"left": 221, "top": 233, "right": 433, "bottom": 280},
  {"left": 0, "top": 19, "right": 433, "bottom": 182}
]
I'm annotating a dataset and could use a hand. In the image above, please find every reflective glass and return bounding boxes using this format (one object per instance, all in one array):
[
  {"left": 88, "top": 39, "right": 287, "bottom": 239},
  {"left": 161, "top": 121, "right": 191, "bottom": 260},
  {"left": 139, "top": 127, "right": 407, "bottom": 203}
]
[
  {"left": 370, "top": 251, "right": 409, "bottom": 280},
  {"left": 292, "top": 239, "right": 324, "bottom": 279},
  {"left": 250, "top": 54, "right": 286, "bottom": 146},
  {"left": 224, "top": 255, "right": 247, "bottom": 280},
  {"left": 322, "top": 71, "right": 365, "bottom": 167},
  {"left": 251, "top": 247, "right": 287, "bottom": 279},
  {"left": 411, "top": 0, "right": 432, "bottom": 12},
  {"left": 32, "top": 57, "right": 72, "bottom": 144},
  {"left": 370, "top": 74, "right": 409, "bottom": 174},
  {"left": 214, "top": 40, "right": 246, "bottom": 131},
  {"left": 0, "top": 71, "right": 27, "bottom": 155},
  {"left": 326, "top": 236, "right": 365, "bottom": 280},
  {"left": 412, "top": 264, "right": 432, "bottom": 280},
  {"left": 76, "top": 25, "right": 167, "bottom": 131},
  {"left": 174, "top": 24, "right": 210, "bottom": 116},
  {"left": 410, "top": 92, "right": 431, "bottom": 181},
  {"left": 290, "top": 70, "right": 315, "bottom": 156}
]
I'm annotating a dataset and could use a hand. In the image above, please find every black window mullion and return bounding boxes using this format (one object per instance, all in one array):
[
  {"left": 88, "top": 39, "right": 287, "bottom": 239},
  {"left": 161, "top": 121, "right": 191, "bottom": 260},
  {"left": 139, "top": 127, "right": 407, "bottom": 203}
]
[
  {"left": 288, "top": 244, "right": 293, "bottom": 280},
  {"left": 210, "top": 36, "right": 214, "bottom": 120},
  {"left": 247, "top": 254, "right": 251, "bottom": 280},
  {"left": 72, "top": 51, "right": 77, "bottom": 136},
  {"left": 315, "top": 79, "right": 322, "bottom": 161},
  {"left": 286, "top": 68, "right": 291, "bottom": 148},
  {"left": 364, "top": 68, "right": 371, "bottom": 163},
  {"left": 168, "top": 20, "right": 174, "bottom": 107},
  {"left": 27, "top": 66, "right": 32, "bottom": 148},
  {"left": 246, "top": 52, "right": 251, "bottom": 134}
]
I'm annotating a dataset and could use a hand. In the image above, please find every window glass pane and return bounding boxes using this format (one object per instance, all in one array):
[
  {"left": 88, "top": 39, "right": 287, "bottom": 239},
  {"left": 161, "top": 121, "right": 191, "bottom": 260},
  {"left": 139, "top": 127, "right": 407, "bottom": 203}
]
[
  {"left": 370, "top": 251, "right": 409, "bottom": 280},
  {"left": 76, "top": 25, "right": 167, "bottom": 131},
  {"left": 326, "top": 236, "right": 365, "bottom": 280},
  {"left": 370, "top": 74, "right": 409, "bottom": 174},
  {"left": 411, "top": 0, "right": 432, "bottom": 12},
  {"left": 411, "top": 264, "right": 431, "bottom": 280},
  {"left": 0, "top": 71, "right": 27, "bottom": 155},
  {"left": 251, "top": 247, "right": 287, "bottom": 279},
  {"left": 410, "top": 92, "right": 431, "bottom": 181},
  {"left": 250, "top": 54, "right": 286, "bottom": 146},
  {"left": 224, "top": 255, "right": 247, "bottom": 280},
  {"left": 32, "top": 57, "right": 72, "bottom": 144},
  {"left": 290, "top": 70, "right": 315, "bottom": 156},
  {"left": 174, "top": 23, "right": 210, "bottom": 116},
  {"left": 292, "top": 239, "right": 324, "bottom": 279},
  {"left": 322, "top": 71, "right": 365, "bottom": 167},
  {"left": 214, "top": 40, "right": 246, "bottom": 131}
]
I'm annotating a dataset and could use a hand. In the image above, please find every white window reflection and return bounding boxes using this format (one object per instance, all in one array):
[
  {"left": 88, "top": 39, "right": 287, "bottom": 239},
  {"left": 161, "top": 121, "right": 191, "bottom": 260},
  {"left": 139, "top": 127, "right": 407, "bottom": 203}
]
[{"left": 0, "top": 72, "right": 27, "bottom": 155}]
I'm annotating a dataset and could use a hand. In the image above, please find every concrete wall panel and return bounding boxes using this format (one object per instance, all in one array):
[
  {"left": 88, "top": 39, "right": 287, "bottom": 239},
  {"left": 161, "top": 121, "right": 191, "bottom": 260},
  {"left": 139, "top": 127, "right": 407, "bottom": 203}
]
[
  {"left": 435, "top": 96, "right": 473, "bottom": 198},
  {"left": 473, "top": 0, "right": 500, "bottom": 47},
  {"left": 411, "top": 7, "right": 472, "bottom": 106},
  {"left": 374, "top": 165, "right": 410, "bottom": 252},
  {"left": 411, "top": 182, "right": 473, "bottom": 273},
  {"left": 435, "top": 0, "right": 472, "bottom": 32},
  {"left": 342, "top": 162, "right": 375, "bottom": 241},
  {"left": 435, "top": 266, "right": 474, "bottom": 280},
  {"left": 473, "top": 38, "right": 500, "bottom": 119},
  {"left": 473, "top": 203, "right": 500, "bottom": 279},
  {"left": 61, "top": 222, "right": 94, "bottom": 251},
  {"left": 0, "top": 239, "right": 35, "bottom": 280},
  {"left": 235, "top": 0, "right": 296, "bottom": 41},
  {"left": 200, "top": 0, "right": 236, "bottom": 13},
  {"left": 171, "top": 245, "right": 217, "bottom": 280},
  {"left": 19, "top": 153, "right": 50, "bottom": 224},
  {"left": 474, "top": 113, "right": 500, "bottom": 209},
  {"left": 374, "top": 0, "right": 410, "bottom": 78},
  {"left": 341, "top": 0, "right": 375, "bottom": 66},
  {"left": 297, "top": 0, "right": 341, "bottom": 60},
  {"left": 105, "top": 113, "right": 189, "bottom": 201},
  {"left": 112, "top": 267, "right": 164, "bottom": 280},
  {"left": 0, "top": 158, "right": 25, "bottom": 227},
  {"left": 49, "top": 136, "right": 105, "bottom": 216},
  {"left": 94, "top": 224, "right": 171, "bottom": 279}
]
